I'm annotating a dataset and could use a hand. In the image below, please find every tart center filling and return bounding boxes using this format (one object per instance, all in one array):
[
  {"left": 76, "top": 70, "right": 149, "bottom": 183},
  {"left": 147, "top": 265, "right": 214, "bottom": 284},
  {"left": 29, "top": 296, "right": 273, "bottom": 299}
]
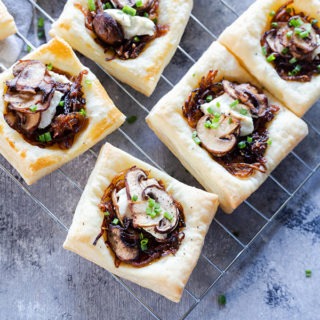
[
  {"left": 261, "top": 0, "right": 320, "bottom": 82},
  {"left": 79, "top": 0, "right": 168, "bottom": 60},
  {"left": 3, "top": 60, "right": 88, "bottom": 149},
  {"left": 183, "top": 70, "right": 279, "bottom": 178},
  {"left": 95, "top": 166, "right": 185, "bottom": 267}
]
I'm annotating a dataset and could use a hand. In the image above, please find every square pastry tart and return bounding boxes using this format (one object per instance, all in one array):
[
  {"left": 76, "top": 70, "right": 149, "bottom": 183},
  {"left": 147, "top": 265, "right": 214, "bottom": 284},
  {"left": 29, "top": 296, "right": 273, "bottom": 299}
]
[
  {"left": 50, "top": 0, "right": 193, "bottom": 96},
  {"left": 0, "top": 37, "right": 125, "bottom": 185},
  {"left": 146, "top": 41, "right": 308, "bottom": 213},
  {"left": 219, "top": 0, "right": 320, "bottom": 117},
  {"left": 63, "top": 142, "right": 219, "bottom": 302},
  {"left": 0, "top": 0, "right": 17, "bottom": 40}
]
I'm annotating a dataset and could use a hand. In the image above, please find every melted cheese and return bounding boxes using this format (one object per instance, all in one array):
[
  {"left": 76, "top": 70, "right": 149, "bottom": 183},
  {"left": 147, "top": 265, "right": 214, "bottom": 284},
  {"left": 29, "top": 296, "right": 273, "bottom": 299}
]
[
  {"left": 105, "top": 9, "right": 155, "bottom": 39},
  {"left": 200, "top": 93, "right": 254, "bottom": 136}
]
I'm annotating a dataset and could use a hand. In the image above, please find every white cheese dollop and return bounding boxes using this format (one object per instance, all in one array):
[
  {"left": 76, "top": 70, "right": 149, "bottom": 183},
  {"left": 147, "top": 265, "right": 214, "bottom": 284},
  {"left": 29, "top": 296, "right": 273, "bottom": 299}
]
[
  {"left": 38, "top": 71, "right": 71, "bottom": 129},
  {"left": 116, "top": 188, "right": 131, "bottom": 219},
  {"left": 200, "top": 93, "right": 254, "bottom": 137},
  {"left": 312, "top": 34, "right": 320, "bottom": 59},
  {"left": 105, "top": 9, "right": 155, "bottom": 39}
]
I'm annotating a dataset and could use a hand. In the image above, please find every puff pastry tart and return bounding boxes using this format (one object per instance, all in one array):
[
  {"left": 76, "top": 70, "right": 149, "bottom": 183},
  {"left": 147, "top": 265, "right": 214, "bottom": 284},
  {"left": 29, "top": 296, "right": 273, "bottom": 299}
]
[
  {"left": 0, "top": 0, "right": 17, "bottom": 40},
  {"left": 63, "top": 143, "right": 219, "bottom": 302},
  {"left": 50, "top": 0, "right": 193, "bottom": 96},
  {"left": 0, "top": 37, "right": 125, "bottom": 185},
  {"left": 146, "top": 41, "right": 308, "bottom": 213},
  {"left": 219, "top": 0, "right": 320, "bottom": 117}
]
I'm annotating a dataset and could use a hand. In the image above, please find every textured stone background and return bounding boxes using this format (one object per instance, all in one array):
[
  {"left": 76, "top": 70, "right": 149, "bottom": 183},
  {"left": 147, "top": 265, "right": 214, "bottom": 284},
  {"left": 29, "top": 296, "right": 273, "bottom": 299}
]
[{"left": 0, "top": 0, "right": 319, "bottom": 319}]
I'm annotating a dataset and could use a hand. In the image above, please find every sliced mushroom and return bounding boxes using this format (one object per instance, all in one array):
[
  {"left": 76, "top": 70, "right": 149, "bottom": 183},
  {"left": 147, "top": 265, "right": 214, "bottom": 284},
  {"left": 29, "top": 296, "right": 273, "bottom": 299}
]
[
  {"left": 16, "top": 111, "right": 41, "bottom": 132},
  {"left": 222, "top": 80, "right": 268, "bottom": 117},
  {"left": 197, "top": 114, "right": 240, "bottom": 157},
  {"left": 130, "top": 201, "right": 160, "bottom": 227},
  {"left": 13, "top": 60, "right": 37, "bottom": 77},
  {"left": 15, "top": 61, "right": 46, "bottom": 94},
  {"left": 125, "top": 167, "right": 148, "bottom": 201},
  {"left": 92, "top": 12, "right": 124, "bottom": 45},
  {"left": 107, "top": 225, "right": 139, "bottom": 262},
  {"left": 4, "top": 111, "right": 18, "bottom": 129}
]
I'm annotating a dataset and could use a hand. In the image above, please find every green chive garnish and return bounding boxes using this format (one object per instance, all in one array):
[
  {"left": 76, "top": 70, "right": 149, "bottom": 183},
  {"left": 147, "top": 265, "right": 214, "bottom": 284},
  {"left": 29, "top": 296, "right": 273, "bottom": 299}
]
[
  {"left": 144, "top": 12, "right": 149, "bottom": 18},
  {"left": 88, "top": 0, "right": 96, "bottom": 11},
  {"left": 29, "top": 105, "right": 37, "bottom": 112},
  {"left": 206, "top": 95, "right": 213, "bottom": 102},
  {"left": 281, "top": 48, "right": 289, "bottom": 55},
  {"left": 289, "top": 57, "right": 297, "bottom": 64},
  {"left": 140, "top": 238, "right": 148, "bottom": 251},
  {"left": 299, "top": 30, "right": 310, "bottom": 39},
  {"left": 85, "top": 79, "right": 92, "bottom": 85},
  {"left": 103, "top": 2, "right": 112, "bottom": 9},
  {"left": 38, "top": 17, "right": 44, "bottom": 28},
  {"left": 271, "top": 22, "right": 278, "bottom": 28},
  {"left": 164, "top": 212, "right": 173, "bottom": 221},
  {"left": 261, "top": 46, "right": 267, "bottom": 56},
  {"left": 269, "top": 11, "right": 275, "bottom": 17},
  {"left": 112, "top": 218, "right": 119, "bottom": 225},
  {"left": 122, "top": 5, "right": 136, "bottom": 16},
  {"left": 38, "top": 31, "right": 44, "bottom": 39},
  {"left": 47, "top": 63, "right": 53, "bottom": 71},
  {"left": 136, "top": 0, "right": 143, "bottom": 7},
  {"left": 305, "top": 270, "right": 312, "bottom": 278},
  {"left": 192, "top": 131, "right": 201, "bottom": 145},
  {"left": 26, "top": 45, "right": 32, "bottom": 53},
  {"left": 266, "top": 53, "right": 276, "bottom": 62},
  {"left": 216, "top": 102, "right": 221, "bottom": 108},
  {"left": 289, "top": 18, "right": 303, "bottom": 27},
  {"left": 152, "top": 18, "right": 158, "bottom": 24},
  {"left": 230, "top": 99, "right": 239, "bottom": 108},
  {"left": 104, "top": 211, "right": 110, "bottom": 216},
  {"left": 44, "top": 132, "right": 52, "bottom": 142},
  {"left": 218, "top": 294, "right": 226, "bottom": 306},
  {"left": 79, "top": 108, "right": 87, "bottom": 117},
  {"left": 267, "top": 138, "right": 272, "bottom": 146},
  {"left": 148, "top": 198, "right": 156, "bottom": 207},
  {"left": 286, "top": 31, "right": 293, "bottom": 38},
  {"left": 38, "top": 134, "right": 45, "bottom": 143},
  {"left": 238, "top": 141, "right": 246, "bottom": 149},
  {"left": 127, "top": 115, "right": 137, "bottom": 124},
  {"left": 291, "top": 64, "right": 302, "bottom": 76},
  {"left": 240, "top": 108, "right": 248, "bottom": 115},
  {"left": 59, "top": 100, "right": 65, "bottom": 107},
  {"left": 247, "top": 136, "right": 253, "bottom": 143},
  {"left": 132, "top": 195, "right": 138, "bottom": 201},
  {"left": 133, "top": 36, "right": 140, "bottom": 42},
  {"left": 207, "top": 107, "right": 214, "bottom": 114}
]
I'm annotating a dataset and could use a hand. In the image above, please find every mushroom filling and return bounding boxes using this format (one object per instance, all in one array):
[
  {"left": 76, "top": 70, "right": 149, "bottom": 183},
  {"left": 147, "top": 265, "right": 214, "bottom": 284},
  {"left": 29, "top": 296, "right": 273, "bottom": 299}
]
[
  {"left": 261, "top": 0, "right": 320, "bottom": 82},
  {"left": 78, "top": 0, "right": 168, "bottom": 60},
  {"left": 4, "top": 60, "right": 88, "bottom": 149},
  {"left": 183, "top": 70, "right": 279, "bottom": 178},
  {"left": 94, "top": 166, "right": 185, "bottom": 267}
]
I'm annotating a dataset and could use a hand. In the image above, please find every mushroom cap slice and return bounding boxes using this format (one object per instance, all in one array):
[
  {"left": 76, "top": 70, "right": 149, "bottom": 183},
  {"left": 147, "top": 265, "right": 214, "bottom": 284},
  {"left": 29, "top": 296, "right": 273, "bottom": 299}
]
[
  {"left": 16, "top": 111, "right": 41, "bottom": 133},
  {"left": 92, "top": 12, "right": 124, "bottom": 46},
  {"left": 130, "top": 201, "right": 161, "bottom": 228},
  {"left": 108, "top": 225, "right": 139, "bottom": 262},
  {"left": 125, "top": 167, "right": 148, "bottom": 201},
  {"left": 197, "top": 114, "right": 240, "bottom": 157}
]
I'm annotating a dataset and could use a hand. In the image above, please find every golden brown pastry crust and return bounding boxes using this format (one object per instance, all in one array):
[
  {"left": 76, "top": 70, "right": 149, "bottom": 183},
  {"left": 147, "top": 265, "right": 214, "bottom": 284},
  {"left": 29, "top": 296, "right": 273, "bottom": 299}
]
[
  {"left": 0, "top": 0, "right": 17, "bottom": 40},
  {"left": 63, "top": 142, "right": 219, "bottom": 302},
  {"left": 146, "top": 41, "right": 309, "bottom": 213},
  {"left": 49, "top": 0, "right": 193, "bottom": 96},
  {"left": 218, "top": 0, "right": 320, "bottom": 117},
  {"left": 0, "top": 37, "right": 125, "bottom": 184}
]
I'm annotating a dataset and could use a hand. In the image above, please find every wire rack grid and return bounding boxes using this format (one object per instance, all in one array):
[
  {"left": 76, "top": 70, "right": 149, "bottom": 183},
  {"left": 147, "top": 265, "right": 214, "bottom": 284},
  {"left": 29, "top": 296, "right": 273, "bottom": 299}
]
[{"left": 1, "top": 0, "right": 320, "bottom": 319}]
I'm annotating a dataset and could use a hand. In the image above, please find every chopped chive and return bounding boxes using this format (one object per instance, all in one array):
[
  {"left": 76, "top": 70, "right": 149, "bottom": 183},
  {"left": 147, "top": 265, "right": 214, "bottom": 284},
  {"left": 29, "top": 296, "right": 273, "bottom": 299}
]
[
  {"left": 311, "top": 19, "right": 318, "bottom": 25},
  {"left": 143, "top": 12, "right": 149, "bottom": 18},
  {"left": 44, "top": 132, "right": 52, "bottom": 142},
  {"left": 207, "top": 107, "right": 214, "bottom": 114},
  {"left": 88, "top": 0, "right": 96, "bottom": 11},
  {"left": 38, "top": 31, "right": 44, "bottom": 39},
  {"left": 204, "top": 120, "right": 212, "bottom": 129},
  {"left": 281, "top": 48, "right": 289, "bottom": 55},
  {"left": 140, "top": 238, "right": 148, "bottom": 251},
  {"left": 269, "top": 10, "right": 275, "bottom": 17},
  {"left": 133, "top": 36, "right": 140, "bottom": 42},
  {"left": 103, "top": 2, "right": 112, "bottom": 9},
  {"left": 164, "top": 212, "right": 173, "bottom": 221},
  {"left": 29, "top": 105, "right": 37, "bottom": 112},
  {"left": 112, "top": 218, "right": 119, "bottom": 225},
  {"left": 152, "top": 18, "right": 158, "bottom": 24},
  {"left": 85, "top": 79, "right": 92, "bottom": 85},
  {"left": 216, "top": 102, "right": 221, "bottom": 108},
  {"left": 122, "top": 5, "right": 136, "bottom": 16},
  {"left": 192, "top": 73, "right": 196, "bottom": 77},
  {"left": 271, "top": 22, "right": 278, "bottom": 28},
  {"left": 210, "top": 122, "right": 219, "bottom": 129},
  {"left": 247, "top": 136, "right": 253, "bottom": 143},
  {"left": 317, "top": 65, "right": 320, "bottom": 72},
  {"left": 206, "top": 95, "right": 213, "bottom": 102},
  {"left": 267, "top": 138, "right": 272, "bottom": 146},
  {"left": 38, "top": 134, "right": 45, "bottom": 143},
  {"left": 148, "top": 198, "right": 156, "bottom": 207},
  {"left": 240, "top": 108, "right": 248, "bottom": 115},
  {"left": 289, "top": 57, "right": 297, "bottom": 64},
  {"left": 266, "top": 53, "right": 276, "bottom": 62},
  {"left": 261, "top": 46, "right": 267, "bottom": 56},
  {"left": 218, "top": 294, "right": 226, "bottom": 306},
  {"left": 291, "top": 64, "right": 302, "bottom": 75},
  {"left": 299, "top": 30, "right": 310, "bottom": 39},
  {"left": 214, "top": 112, "right": 221, "bottom": 118},
  {"left": 47, "top": 63, "right": 53, "bottom": 71},
  {"left": 286, "top": 31, "right": 293, "bottom": 38},
  {"left": 305, "top": 270, "right": 312, "bottom": 278},
  {"left": 79, "top": 108, "right": 87, "bottom": 117},
  {"left": 132, "top": 194, "right": 138, "bottom": 201},
  {"left": 294, "top": 27, "right": 303, "bottom": 35},
  {"left": 136, "top": 0, "right": 143, "bottom": 7},
  {"left": 104, "top": 211, "right": 110, "bottom": 216},
  {"left": 126, "top": 115, "right": 137, "bottom": 124},
  {"left": 192, "top": 131, "right": 201, "bottom": 145},
  {"left": 59, "top": 100, "right": 65, "bottom": 107},
  {"left": 289, "top": 18, "right": 303, "bottom": 27},
  {"left": 26, "top": 45, "right": 32, "bottom": 53},
  {"left": 238, "top": 141, "right": 246, "bottom": 149},
  {"left": 230, "top": 99, "right": 239, "bottom": 108},
  {"left": 38, "top": 17, "right": 44, "bottom": 28}
]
